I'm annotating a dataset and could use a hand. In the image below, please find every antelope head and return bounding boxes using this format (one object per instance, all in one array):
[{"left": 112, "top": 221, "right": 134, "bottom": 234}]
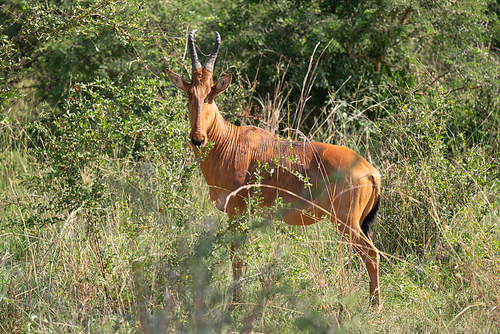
[{"left": 166, "top": 30, "right": 232, "bottom": 149}]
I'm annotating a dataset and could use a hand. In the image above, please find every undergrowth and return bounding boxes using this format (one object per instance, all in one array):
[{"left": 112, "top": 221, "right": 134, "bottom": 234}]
[{"left": 0, "top": 69, "right": 499, "bottom": 333}]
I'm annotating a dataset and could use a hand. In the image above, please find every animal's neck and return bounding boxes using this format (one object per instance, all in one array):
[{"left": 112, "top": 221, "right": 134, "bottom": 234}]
[
  {"left": 205, "top": 104, "right": 238, "bottom": 149},
  {"left": 194, "top": 104, "right": 239, "bottom": 187},
  {"left": 193, "top": 103, "right": 238, "bottom": 169}
]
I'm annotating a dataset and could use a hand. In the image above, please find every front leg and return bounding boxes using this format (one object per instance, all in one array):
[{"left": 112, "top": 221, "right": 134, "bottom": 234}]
[
  {"left": 209, "top": 187, "right": 247, "bottom": 306},
  {"left": 230, "top": 240, "right": 243, "bottom": 304},
  {"left": 228, "top": 215, "right": 245, "bottom": 306}
]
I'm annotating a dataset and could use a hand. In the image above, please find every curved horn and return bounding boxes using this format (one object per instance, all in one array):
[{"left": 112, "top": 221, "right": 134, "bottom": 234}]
[
  {"left": 204, "top": 31, "right": 221, "bottom": 72},
  {"left": 188, "top": 30, "right": 202, "bottom": 71}
]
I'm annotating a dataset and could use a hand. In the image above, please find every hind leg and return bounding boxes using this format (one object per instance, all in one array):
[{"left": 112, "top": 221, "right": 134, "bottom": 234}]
[
  {"left": 333, "top": 217, "right": 380, "bottom": 307},
  {"left": 352, "top": 234, "right": 380, "bottom": 307},
  {"left": 327, "top": 184, "right": 381, "bottom": 307}
]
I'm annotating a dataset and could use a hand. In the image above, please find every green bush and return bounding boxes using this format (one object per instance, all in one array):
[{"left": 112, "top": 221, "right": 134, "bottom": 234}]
[
  {"left": 17, "top": 75, "right": 194, "bottom": 228},
  {"left": 1, "top": 0, "right": 500, "bottom": 332},
  {"left": 375, "top": 87, "right": 497, "bottom": 256}
]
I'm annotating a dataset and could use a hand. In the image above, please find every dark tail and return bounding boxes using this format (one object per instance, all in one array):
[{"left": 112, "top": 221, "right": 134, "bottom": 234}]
[{"left": 361, "top": 196, "right": 380, "bottom": 238}]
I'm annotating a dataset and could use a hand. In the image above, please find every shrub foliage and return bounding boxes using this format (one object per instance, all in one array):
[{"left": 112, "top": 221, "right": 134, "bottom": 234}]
[{"left": 0, "top": 0, "right": 499, "bottom": 332}]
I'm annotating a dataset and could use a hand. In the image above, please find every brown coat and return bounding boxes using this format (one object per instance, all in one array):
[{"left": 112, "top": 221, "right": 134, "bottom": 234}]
[{"left": 166, "top": 30, "right": 382, "bottom": 308}]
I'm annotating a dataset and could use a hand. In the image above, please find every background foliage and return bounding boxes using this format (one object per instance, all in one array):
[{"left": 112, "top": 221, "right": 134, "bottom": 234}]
[{"left": 1, "top": 0, "right": 499, "bottom": 332}]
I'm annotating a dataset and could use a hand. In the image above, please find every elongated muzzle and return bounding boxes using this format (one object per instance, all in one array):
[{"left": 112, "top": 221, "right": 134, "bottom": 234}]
[{"left": 190, "top": 130, "right": 206, "bottom": 148}]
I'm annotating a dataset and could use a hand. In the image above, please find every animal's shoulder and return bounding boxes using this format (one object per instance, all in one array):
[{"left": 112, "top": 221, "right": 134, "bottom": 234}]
[{"left": 238, "top": 126, "right": 278, "bottom": 143}]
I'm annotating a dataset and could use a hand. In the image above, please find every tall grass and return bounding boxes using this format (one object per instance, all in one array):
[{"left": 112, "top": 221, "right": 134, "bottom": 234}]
[{"left": 1, "top": 66, "right": 499, "bottom": 333}]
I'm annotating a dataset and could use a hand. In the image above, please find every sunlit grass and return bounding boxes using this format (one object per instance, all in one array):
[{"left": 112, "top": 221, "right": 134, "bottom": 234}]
[{"left": 1, "top": 77, "right": 499, "bottom": 333}]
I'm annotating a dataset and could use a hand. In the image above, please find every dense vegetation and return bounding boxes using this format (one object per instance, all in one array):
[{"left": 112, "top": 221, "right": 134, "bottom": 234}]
[{"left": 1, "top": 0, "right": 499, "bottom": 332}]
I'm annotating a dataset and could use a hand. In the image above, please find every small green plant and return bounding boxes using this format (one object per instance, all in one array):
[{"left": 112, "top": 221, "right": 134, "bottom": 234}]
[{"left": 196, "top": 141, "right": 215, "bottom": 162}]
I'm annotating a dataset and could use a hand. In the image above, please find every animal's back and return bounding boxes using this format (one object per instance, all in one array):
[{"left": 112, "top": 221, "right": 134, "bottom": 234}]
[{"left": 232, "top": 126, "right": 379, "bottom": 225}]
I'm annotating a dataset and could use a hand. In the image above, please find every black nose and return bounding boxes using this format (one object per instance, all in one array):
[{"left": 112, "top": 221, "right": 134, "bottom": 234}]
[{"left": 191, "top": 137, "right": 205, "bottom": 147}]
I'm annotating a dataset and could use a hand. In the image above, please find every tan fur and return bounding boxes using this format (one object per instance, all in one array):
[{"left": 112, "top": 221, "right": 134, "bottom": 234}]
[{"left": 167, "top": 66, "right": 382, "bottom": 307}]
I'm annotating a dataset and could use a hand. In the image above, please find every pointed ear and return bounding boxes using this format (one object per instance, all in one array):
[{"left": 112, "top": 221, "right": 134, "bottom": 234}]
[
  {"left": 166, "top": 69, "right": 190, "bottom": 92},
  {"left": 211, "top": 74, "right": 232, "bottom": 98}
]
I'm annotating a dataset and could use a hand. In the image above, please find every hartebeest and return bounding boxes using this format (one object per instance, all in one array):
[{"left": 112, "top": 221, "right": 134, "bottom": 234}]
[{"left": 166, "top": 30, "right": 382, "bottom": 307}]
